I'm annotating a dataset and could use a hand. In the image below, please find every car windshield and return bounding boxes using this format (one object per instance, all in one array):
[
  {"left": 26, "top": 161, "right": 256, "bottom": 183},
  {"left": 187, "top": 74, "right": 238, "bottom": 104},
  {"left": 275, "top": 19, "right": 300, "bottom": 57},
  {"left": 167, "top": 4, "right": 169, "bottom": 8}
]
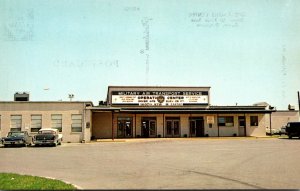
[
  {"left": 8, "top": 132, "right": 24, "bottom": 137},
  {"left": 39, "top": 130, "right": 55, "bottom": 134}
]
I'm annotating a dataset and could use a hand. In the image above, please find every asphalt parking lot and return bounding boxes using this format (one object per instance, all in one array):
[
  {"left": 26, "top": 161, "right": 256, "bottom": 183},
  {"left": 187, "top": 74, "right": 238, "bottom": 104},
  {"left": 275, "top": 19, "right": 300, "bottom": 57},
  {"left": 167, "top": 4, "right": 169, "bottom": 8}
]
[{"left": 1, "top": 137, "right": 300, "bottom": 189}]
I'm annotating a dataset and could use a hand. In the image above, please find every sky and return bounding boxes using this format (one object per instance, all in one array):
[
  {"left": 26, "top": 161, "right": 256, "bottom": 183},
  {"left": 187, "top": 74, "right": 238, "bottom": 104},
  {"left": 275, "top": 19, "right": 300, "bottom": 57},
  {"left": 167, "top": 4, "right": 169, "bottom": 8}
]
[{"left": 0, "top": 0, "right": 299, "bottom": 110}]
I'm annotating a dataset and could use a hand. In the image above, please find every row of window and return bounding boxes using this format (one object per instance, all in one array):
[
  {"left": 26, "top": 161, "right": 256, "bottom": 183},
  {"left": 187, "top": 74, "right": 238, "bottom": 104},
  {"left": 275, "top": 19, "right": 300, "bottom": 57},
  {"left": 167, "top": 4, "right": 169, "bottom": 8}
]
[
  {"left": 7, "top": 114, "right": 82, "bottom": 133},
  {"left": 118, "top": 116, "right": 259, "bottom": 128},
  {"left": 218, "top": 116, "right": 258, "bottom": 127}
]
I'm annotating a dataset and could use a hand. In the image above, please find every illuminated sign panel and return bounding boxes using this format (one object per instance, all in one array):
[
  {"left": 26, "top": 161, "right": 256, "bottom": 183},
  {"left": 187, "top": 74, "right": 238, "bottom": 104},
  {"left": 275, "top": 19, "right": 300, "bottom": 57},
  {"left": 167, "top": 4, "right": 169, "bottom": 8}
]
[{"left": 111, "top": 91, "right": 209, "bottom": 106}]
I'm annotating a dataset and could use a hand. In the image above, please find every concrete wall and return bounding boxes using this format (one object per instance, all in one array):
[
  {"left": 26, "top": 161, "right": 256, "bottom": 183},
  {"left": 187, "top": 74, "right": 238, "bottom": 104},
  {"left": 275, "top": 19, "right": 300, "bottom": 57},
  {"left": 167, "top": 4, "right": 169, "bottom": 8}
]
[
  {"left": 245, "top": 114, "right": 266, "bottom": 137},
  {"left": 265, "top": 111, "right": 299, "bottom": 130},
  {"left": 92, "top": 112, "right": 112, "bottom": 139},
  {"left": 83, "top": 109, "right": 92, "bottom": 142},
  {"left": 0, "top": 102, "right": 91, "bottom": 143}
]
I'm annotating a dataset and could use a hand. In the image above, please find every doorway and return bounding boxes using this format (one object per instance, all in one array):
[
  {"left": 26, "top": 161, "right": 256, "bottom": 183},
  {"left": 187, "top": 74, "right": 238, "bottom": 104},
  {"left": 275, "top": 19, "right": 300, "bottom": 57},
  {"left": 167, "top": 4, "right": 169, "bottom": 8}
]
[
  {"left": 238, "top": 116, "right": 246, "bottom": 136},
  {"left": 141, "top": 117, "right": 157, "bottom": 138},
  {"left": 165, "top": 117, "right": 180, "bottom": 137},
  {"left": 117, "top": 117, "right": 133, "bottom": 138},
  {"left": 189, "top": 117, "right": 204, "bottom": 137}
]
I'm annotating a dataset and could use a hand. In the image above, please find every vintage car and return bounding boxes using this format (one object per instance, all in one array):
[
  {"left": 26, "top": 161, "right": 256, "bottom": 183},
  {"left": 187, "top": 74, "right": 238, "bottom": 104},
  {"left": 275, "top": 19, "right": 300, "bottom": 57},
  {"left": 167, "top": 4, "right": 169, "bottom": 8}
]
[
  {"left": 2, "top": 131, "right": 32, "bottom": 147},
  {"left": 279, "top": 126, "right": 287, "bottom": 136},
  {"left": 33, "top": 128, "right": 63, "bottom": 147},
  {"left": 266, "top": 127, "right": 280, "bottom": 135},
  {"left": 286, "top": 122, "right": 300, "bottom": 139}
]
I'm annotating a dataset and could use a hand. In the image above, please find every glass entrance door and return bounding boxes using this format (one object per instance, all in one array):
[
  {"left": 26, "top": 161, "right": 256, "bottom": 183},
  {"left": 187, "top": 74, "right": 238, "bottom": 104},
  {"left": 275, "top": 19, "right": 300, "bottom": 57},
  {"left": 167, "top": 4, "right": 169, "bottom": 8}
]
[
  {"left": 189, "top": 118, "right": 204, "bottom": 137},
  {"left": 141, "top": 117, "right": 157, "bottom": 138},
  {"left": 165, "top": 117, "right": 180, "bottom": 137},
  {"left": 117, "top": 117, "right": 133, "bottom": 138}
]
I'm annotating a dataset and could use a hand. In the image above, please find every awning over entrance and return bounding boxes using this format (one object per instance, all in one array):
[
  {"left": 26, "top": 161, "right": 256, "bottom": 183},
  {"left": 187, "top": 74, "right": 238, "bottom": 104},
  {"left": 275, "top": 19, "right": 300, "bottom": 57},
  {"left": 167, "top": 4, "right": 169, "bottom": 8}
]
[{"left": 88, "top": 105, "right": 273, "bottom": 114}]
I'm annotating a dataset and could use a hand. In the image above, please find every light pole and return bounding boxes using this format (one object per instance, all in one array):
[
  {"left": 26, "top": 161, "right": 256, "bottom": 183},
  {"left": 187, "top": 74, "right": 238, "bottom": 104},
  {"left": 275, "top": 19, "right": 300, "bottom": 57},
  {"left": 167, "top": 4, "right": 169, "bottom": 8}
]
[
  {"left": 298, "top": 91, "right": 300, "bottom": 117},
  {"left": 68, "top": 94, "right": 74, "bottom": 101}
]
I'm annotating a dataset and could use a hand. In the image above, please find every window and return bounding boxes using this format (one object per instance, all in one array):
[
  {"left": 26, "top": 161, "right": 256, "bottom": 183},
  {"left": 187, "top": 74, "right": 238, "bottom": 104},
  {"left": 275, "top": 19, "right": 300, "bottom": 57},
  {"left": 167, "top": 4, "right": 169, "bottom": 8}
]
[
  {"left": 11, "top": 115, "right": 22, "bottom": 131},
  {"left": 51, "top": 114, "right": 62, "bottom": 132},
  {"left": 250, "top": 116, "right": 258, "bottom": 126},
  {"left": 31, "top": 115, "right": 42, "bottom": 132},
  {"left": 218, "top": 116, "right": 234, "bottom": 127},
  {"left": 72, "top": 114, "right": 82, "bottom": 132}
]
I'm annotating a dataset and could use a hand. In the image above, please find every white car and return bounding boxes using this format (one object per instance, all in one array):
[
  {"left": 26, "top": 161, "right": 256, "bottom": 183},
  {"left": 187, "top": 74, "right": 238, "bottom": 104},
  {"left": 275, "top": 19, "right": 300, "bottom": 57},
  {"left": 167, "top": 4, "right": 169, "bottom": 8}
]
[
  {"left": 33, "top": 128, "right": 63, "bottom": 146},
  {"left": 266, "top": 127, "right": 280, "bottom": 135},
  {"left": 279, "top": 126, "right": 286, "bottom": 136}
]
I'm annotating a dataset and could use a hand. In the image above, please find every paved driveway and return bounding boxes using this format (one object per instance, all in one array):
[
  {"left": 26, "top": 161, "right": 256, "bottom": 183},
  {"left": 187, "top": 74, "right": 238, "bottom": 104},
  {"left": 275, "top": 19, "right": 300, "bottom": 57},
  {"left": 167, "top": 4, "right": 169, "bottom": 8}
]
[{"left": 1, "top": 137, "right": 300, "bottom": 189}]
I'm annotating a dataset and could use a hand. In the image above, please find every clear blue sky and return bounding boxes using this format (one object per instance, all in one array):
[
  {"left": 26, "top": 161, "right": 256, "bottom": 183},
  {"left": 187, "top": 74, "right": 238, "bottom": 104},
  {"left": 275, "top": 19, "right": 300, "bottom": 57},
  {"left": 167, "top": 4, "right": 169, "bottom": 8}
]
[{"left": 0, "top": 0, "right": 299, "bottom": 110}]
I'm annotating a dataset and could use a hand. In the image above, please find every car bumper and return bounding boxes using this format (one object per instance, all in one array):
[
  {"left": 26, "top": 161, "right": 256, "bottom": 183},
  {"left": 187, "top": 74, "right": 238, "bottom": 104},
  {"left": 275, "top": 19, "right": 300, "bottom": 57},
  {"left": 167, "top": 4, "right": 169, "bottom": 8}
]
[
  {"left": 3, "top": 141, "right": 25, "bottom": 145},
  {"left": 34, "top": 140, "right": 55, "bottom": 145}
]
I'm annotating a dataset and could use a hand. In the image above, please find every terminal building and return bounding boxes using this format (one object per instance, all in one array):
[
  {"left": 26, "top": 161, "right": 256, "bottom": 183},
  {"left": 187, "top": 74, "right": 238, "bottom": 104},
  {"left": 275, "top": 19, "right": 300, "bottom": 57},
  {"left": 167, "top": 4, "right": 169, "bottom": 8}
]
[
  {"left": 91, "top": 86, "right": 272, "bottom": 139},
  {"left": 0, "top": 86, "right": 298, "bottom": 142}
]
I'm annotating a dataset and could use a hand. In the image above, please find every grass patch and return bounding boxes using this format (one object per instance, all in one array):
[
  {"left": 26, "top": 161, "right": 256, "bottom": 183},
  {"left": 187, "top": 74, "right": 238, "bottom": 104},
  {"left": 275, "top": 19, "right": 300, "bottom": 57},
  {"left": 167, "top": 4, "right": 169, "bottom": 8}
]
[{"left": 0, "top": 173, "right": 76, "bottom": 190}]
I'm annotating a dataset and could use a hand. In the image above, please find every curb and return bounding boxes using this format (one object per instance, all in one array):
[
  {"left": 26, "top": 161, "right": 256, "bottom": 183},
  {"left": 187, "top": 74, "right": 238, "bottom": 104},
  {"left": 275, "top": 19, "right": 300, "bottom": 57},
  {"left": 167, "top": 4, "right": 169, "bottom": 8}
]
[
  {"left": 95, "top": 139, "right": 126, "bottom": 142},
  {"left": 90, "top": 137, "right": 281, "bottom": 143},
  {"left": 44, "top": 176, "right": 83, "bottom": 190}
]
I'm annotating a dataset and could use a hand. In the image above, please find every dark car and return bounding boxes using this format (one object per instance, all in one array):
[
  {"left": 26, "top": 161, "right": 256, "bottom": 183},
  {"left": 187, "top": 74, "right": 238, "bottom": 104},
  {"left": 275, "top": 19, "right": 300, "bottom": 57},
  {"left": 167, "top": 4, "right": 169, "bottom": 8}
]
[
  {"left": 2, "top": 131, "right": 32, "bottom": 147},
  {"left": 286, "top": 122, "right": 300, "bottom": 139}
]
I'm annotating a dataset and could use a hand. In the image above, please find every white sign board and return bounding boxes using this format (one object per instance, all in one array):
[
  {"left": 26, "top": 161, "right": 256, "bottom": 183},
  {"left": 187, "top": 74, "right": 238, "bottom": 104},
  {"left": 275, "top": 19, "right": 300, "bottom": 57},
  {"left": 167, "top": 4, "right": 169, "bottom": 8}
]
[{"left": 111, "top": 91, "right": 209, "bottom": 106}]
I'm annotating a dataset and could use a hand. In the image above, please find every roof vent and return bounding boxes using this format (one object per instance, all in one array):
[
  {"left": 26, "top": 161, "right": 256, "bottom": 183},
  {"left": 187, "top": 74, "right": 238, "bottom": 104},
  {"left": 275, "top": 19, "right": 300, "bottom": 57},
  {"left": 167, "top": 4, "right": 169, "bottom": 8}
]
[{"left": 98, "top": 100, "right": 107, "bottom": 106}]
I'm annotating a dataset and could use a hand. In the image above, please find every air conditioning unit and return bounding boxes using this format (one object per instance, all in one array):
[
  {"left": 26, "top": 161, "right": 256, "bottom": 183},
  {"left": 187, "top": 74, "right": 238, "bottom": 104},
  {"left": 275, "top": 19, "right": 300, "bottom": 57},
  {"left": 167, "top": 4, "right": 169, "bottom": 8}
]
[
  {"left": 288, "top": 104, "right": 295, "bottom": 110},
  {"left": 14, "top": 92, "right": 29, "bottom": 101}
]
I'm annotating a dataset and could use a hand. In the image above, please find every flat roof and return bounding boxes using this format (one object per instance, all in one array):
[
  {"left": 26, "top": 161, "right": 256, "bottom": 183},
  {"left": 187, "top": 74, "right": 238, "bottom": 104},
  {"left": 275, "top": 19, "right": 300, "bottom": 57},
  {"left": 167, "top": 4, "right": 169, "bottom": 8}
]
[
  {"left": 108, "top": 85, "right": 211, "bottom": 89},
  {"left": 272, "top": 110, "right": 299, "bottom": 112}
]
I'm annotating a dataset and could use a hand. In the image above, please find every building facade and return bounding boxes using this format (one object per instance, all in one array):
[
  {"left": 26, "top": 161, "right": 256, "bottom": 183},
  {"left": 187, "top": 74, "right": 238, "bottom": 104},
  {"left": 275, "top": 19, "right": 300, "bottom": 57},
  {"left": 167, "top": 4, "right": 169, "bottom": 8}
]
[
  {"left": 90, "top": 86, "right": 272, "bottom": 139},
  {"left": 1, "top": 86, "right": 298, "bottom": 142},
  {"left": 0, "top": 101, "right": 93, "bottom": 143}
]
